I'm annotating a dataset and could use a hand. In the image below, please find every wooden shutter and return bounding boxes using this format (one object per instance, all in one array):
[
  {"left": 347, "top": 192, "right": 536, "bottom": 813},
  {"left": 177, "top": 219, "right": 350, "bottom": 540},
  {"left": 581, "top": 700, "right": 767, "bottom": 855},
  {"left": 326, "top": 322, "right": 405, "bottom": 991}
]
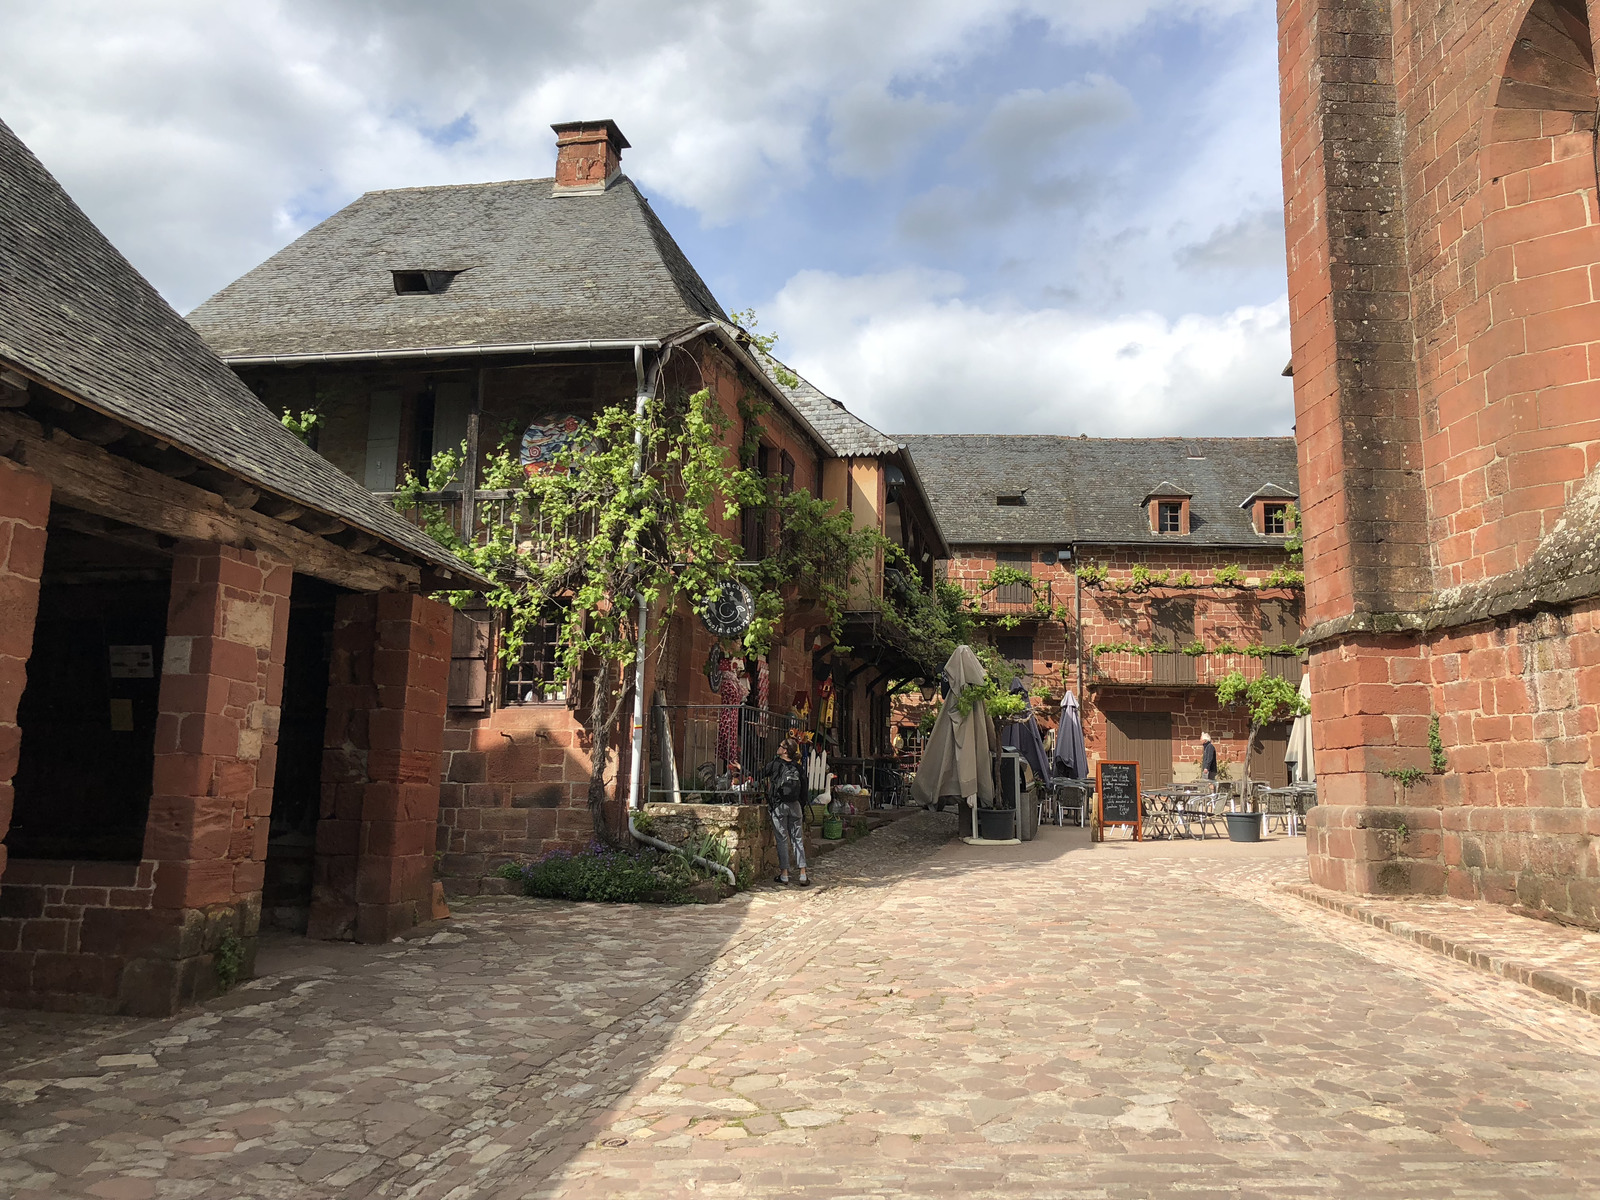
[
  {"left": 995, "top": 549, "right": 1033, "bottom": 604},
  {"left": 447, "top": 609, "right": 491, "bottom": 711},
  {"left": 431, "top": 379, "right": 473, "bottom": 487},
  {"left": 364, "top": 390, "right": 402, "bottom": 490},
  {"left": 1260, "top": 600, "right": 1304, "bottom": 684},
  {"left": 1150, "top": 597, "right": 1196, "bottom": 684}
]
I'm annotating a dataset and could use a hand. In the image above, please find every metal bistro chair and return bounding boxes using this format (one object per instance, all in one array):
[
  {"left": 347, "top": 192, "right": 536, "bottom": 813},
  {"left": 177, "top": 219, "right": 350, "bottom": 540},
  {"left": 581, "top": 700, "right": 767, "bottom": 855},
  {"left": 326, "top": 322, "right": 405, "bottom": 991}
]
[
  {"left": 1178, "top": 786, "right": 1225, "bottom": 839},
  {"left": 1044, "top": 777, "right": 1092, "bottom": 828}
]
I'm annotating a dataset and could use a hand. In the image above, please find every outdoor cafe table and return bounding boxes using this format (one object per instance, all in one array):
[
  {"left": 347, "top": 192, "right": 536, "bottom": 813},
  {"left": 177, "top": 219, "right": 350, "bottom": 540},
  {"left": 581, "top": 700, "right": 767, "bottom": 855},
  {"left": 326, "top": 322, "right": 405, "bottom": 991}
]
[{"left": 1139, "top": 788, "right": 1186, "bottom": 839}]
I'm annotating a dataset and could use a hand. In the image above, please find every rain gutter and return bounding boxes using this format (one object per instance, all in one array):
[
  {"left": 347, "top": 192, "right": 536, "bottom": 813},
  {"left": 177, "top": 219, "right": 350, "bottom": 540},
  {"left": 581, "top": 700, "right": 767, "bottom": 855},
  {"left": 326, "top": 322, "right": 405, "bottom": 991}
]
[{"left": 222, "top": 338, "right": 664, "bottom": 367}]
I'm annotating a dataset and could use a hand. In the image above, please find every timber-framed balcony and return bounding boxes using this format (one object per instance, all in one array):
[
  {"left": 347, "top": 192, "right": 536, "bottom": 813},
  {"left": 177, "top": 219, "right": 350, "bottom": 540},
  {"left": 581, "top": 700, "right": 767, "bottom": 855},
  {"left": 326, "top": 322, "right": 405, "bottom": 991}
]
[{"left": 1089, "top": 648, "right": 1304, "bottom": 689}]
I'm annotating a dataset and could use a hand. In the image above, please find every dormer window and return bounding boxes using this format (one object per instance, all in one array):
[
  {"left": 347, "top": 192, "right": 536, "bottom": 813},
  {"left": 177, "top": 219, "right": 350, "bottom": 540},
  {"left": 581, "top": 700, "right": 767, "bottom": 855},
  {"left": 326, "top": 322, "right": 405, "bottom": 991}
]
[
  {"left": 392, "top": 269, "right": 461, "bottom": 295},
  {"left": 1143, "top": 482, "right": 1191, "bottom": 535},
  {"left": 996, "top": 493, "right": 1027, "bottom": 507},
  {"left": 1241, "top": 484, "right": 1298, "bottom": 535}
]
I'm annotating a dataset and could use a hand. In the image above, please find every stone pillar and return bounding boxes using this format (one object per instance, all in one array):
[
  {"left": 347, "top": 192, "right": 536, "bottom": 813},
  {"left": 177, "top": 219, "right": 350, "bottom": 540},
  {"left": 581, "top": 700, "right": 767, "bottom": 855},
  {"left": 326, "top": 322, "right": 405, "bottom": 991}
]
[
  {"left": 310, "top": 591, "right": 450, "bottom": 943},
  {"left": 129, "top": 543, "right": 290, "bottom": 1014},
  {"left": 0, "top": 459, "right": 50, "bottom": 888},
  {"left": 1280, "top": 0, "right": 1440, "bottom": 895}
]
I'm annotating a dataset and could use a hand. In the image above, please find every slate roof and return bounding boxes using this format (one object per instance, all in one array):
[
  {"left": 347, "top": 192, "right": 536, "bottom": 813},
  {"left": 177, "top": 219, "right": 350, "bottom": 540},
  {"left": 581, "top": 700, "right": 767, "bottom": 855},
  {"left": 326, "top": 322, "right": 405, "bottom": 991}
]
[
  {"left": 188, "top": 176, "right": 727, "bottom": 359},
  {"left": 0, "top": 117, "right": 481, "bottom": 580},
  {"left": 896, "top": 436, "right": 1300, "bottom": 548},
  {"left": 752, "top": 352, "right": 901, "bottom": 458}
]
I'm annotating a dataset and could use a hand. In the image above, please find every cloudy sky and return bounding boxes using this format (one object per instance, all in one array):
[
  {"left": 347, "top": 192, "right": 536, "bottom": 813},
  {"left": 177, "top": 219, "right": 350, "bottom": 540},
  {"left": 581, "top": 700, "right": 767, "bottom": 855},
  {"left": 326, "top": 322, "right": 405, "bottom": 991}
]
[{"left": 0, "top": 0, "right": 1292, "bottom": 438}]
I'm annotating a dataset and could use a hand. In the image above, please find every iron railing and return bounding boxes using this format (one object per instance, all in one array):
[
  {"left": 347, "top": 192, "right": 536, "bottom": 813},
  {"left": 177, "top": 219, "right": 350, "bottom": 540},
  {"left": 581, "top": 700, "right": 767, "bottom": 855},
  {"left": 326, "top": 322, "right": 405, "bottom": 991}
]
[{"left": 646, "top": 704, "right": 801, "bottom": 805}]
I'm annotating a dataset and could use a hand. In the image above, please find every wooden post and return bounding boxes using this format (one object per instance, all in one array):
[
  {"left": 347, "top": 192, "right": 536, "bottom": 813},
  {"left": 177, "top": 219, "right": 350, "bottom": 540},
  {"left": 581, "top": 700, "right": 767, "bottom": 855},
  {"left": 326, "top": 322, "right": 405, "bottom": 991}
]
[{"left": 460, "top": 367, "right": 483, "bottom": 542}]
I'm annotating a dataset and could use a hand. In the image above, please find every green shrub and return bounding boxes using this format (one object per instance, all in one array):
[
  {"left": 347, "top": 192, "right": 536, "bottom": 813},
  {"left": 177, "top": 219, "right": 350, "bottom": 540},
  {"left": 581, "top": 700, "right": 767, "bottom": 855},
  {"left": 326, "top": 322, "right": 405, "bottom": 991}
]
[
  {"left": 215, "top": 933, "right": 245, "bottom": 989},
  {"left": 501, "top": 841, "right": 692, "bottom": 904}
]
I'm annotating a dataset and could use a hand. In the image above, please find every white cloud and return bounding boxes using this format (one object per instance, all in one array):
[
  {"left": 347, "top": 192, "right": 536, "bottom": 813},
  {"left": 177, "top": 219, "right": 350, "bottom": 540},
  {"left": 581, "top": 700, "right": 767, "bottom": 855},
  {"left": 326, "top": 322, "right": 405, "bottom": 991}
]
[
  {"left": 0, "top": 0, "right": 1269, "bottom": 309},
  {"left": 769, "top": 268, "right": 1293, "bottom": 437}
]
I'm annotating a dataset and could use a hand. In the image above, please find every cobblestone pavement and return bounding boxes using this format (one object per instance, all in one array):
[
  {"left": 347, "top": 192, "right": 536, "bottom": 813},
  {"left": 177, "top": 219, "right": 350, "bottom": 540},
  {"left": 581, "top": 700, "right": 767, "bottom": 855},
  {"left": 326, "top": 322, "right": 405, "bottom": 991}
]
[{"left": 5, "top": 814, "right": 1600, "bottom": 1198}]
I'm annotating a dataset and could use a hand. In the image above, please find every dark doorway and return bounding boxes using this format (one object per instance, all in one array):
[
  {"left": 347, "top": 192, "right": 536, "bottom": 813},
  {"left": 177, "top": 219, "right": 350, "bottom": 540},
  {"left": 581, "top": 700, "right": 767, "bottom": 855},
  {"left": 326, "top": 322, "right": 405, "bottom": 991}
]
[
  {"left": 1105, "top": 711, "right": 1173, "bottom": 790},
  {"left": 8, "top": 508, "right": 174, "bottom": 861},
  {"left": 261, "top": 575, "right": 341, "bottom": 932}
]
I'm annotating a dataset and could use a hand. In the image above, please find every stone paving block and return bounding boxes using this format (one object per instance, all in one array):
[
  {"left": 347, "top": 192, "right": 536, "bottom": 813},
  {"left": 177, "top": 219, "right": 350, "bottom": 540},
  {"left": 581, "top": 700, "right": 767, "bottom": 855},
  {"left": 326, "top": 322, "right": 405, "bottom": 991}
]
[{"left": 4, "top": 819, "right": 1600, "bottom": 1196}]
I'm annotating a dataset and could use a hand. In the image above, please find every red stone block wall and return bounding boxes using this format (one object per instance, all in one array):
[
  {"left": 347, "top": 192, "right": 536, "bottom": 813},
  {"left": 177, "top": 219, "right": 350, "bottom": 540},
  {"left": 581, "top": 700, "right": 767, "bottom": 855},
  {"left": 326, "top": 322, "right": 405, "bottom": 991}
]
[
  {"left": 1283, "top": 0, "right": 1600, "bottom": 916},
  {"left": 310, "top": 591, "right": 451, "bottom": 942},
  {"left": 0, "top": 458, "right": 50, "bottom": 890},
  {"left": 2, "top": 541, "right": 293, "bottom": 1015}
]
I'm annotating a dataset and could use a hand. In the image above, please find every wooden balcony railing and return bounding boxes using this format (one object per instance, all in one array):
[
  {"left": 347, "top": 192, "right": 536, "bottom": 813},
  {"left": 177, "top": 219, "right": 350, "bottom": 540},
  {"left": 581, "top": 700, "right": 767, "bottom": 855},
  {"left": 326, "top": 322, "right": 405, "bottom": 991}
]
[{"left": 1090, "top": 650, "right": 1303, "bottom": 689}]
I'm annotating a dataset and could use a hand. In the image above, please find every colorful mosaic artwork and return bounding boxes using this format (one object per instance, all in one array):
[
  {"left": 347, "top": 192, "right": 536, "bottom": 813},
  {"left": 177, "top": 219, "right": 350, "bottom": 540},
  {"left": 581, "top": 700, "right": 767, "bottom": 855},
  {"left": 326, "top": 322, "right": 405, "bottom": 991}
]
[{"left": 519, "top": 412, "right": 585, "bottom": 476}]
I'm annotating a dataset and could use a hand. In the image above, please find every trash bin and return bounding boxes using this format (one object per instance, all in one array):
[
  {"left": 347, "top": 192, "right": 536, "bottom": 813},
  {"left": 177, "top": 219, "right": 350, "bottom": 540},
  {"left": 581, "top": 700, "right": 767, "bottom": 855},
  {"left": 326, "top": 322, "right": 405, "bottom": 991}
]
[{"left": 1000, "top": 751, "right": 1038, "bottom": 841}]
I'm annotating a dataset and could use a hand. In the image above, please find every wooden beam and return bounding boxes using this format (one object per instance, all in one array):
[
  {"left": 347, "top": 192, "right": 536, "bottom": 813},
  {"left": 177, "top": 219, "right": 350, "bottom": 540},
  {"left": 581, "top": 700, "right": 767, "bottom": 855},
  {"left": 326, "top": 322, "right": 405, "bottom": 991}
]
[
  {"left": 0, "top": 412, "right": 419, "bottom": 593},
  {"left": 255, "top": 496, "right": 305, "bottom": 522},
  {"left": 52, "top": 509, "right": 175, "bottom": 558},
  {"left": 295, "top": 514, "right": 346, "bottom": 537}
]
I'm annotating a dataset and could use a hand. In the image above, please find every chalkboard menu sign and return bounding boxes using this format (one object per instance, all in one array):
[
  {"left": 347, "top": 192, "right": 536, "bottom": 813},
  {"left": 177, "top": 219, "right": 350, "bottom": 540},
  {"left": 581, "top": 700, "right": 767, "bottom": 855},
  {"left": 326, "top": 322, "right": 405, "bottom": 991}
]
[{"left": 1098, "top": 761, "right": 1141, "bottom": 839}]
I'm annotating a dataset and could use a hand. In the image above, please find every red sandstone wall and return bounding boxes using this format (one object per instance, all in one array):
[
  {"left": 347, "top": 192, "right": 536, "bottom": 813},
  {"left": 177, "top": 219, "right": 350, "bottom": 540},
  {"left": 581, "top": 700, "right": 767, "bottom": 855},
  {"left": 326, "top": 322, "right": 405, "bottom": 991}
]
[
  {"left": 1283, "top": 0, "right": 1600, "bottom": 921},
  {"left": 311, "top": 592, "right": 451, "bottom": 942},
  {"left": 0, "top": 458, "right": 49, "bottom": 890}
]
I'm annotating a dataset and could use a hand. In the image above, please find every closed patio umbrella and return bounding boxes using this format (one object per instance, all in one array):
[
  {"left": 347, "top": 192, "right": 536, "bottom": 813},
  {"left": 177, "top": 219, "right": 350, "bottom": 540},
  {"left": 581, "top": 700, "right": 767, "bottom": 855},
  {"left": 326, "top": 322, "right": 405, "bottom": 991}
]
[
  {"left": 1284, "top": 671, "right": 1314, "bottom": 783},
  {"left": 911, "top": 645, "right": 995, "bottom": 807},
  {"left": 1054, "top": 691, "right": 1088, "bottom": 780}
]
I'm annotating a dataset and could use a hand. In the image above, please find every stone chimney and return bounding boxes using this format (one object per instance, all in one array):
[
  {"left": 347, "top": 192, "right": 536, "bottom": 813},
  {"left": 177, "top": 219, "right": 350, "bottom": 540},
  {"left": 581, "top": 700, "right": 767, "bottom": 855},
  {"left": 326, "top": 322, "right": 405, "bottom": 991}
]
[{"left": 551, "top": 119, "right": 629, "bottom": 195}]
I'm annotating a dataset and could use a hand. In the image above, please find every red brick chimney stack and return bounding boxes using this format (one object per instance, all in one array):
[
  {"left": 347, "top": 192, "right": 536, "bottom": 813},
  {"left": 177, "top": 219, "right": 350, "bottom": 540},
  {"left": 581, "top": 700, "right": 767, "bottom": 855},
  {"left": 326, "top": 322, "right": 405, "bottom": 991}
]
[{"left": 551, "top": 119, "right": 630, "bottom": 195}]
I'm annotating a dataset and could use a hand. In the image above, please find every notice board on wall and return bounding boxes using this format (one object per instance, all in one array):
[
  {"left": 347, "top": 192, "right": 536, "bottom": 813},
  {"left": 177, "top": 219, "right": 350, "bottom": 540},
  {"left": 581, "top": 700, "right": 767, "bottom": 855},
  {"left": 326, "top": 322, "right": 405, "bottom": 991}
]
[{"left": 1097, "top": 760, "right": 1141, "bottom": 840}]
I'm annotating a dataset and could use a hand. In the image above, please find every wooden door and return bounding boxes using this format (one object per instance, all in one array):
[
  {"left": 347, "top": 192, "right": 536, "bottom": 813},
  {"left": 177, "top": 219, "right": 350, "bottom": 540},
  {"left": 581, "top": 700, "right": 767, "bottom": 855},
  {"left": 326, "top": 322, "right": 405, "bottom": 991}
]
[
  {"left": 1253, "top": 724, "right": 1291, "bottom": 788},
  {"left": 1105, "top": 711, "right": 1173, "bottom": 789}
]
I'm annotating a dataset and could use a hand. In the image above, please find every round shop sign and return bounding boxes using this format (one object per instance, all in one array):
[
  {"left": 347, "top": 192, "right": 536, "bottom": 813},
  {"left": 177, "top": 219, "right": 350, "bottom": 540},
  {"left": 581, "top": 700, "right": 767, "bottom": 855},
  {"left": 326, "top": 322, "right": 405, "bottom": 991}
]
[{"left": 700, "top": 580, "right": 756, "bottom": 638}]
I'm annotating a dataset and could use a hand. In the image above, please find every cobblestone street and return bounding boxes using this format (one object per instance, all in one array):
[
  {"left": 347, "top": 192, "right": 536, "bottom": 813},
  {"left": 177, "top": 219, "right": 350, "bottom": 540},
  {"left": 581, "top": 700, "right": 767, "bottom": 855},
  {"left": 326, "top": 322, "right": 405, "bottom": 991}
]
[{"left": 5, "top": 812, "right": 1600, "bottom": 1199}]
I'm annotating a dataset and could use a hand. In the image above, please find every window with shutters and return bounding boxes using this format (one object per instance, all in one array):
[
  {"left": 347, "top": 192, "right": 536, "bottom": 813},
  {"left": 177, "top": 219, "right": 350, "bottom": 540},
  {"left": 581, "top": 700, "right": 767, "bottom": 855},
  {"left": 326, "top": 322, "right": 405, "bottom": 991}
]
[
  {"left": 1150, "top": 597, "right": 1197, "bottom": 685},
  {"left": 995, "top": 634, "right": 1035, "bottom": 683},
  {"left": 1260, "top": 599, "right": 1305, "bottom": 684},
  {"left": 994, "top": 549, "right": 1033, "bottom": 604}
]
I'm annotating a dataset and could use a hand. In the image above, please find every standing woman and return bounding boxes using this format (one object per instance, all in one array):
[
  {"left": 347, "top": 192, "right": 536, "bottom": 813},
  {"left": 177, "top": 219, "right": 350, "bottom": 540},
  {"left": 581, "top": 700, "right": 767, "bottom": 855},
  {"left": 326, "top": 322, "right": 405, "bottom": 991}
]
[{"left": 764, "top": 738, "right": 810, "bottom": 886}]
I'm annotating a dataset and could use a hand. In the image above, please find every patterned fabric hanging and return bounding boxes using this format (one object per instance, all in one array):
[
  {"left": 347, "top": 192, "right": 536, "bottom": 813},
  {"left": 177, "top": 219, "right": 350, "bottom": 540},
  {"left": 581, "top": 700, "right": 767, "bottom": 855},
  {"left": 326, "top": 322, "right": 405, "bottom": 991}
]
[{"left": 718, "top": 655, "right": 749, "bottom": 765}]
